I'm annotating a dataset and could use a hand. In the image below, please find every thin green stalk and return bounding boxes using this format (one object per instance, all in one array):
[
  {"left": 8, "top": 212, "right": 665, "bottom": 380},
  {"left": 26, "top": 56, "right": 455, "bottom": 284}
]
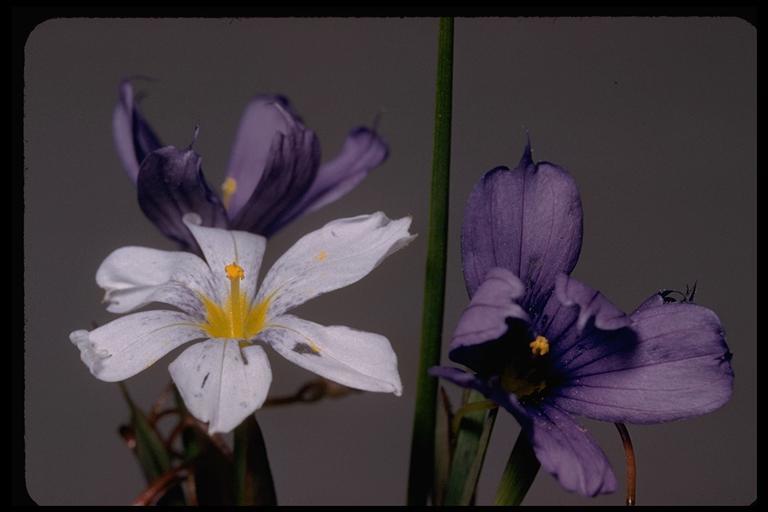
[
  {"left": 407, "top": 16, "right": 454, "bottom": 506},
  {"left": 494, "top": 432, "right": 541, "bottom": 505},
  {"left": 444, "top": 390, "right": 499, "bottom": 505},
  {"left": 234, "top": 415, "right": 277, "bottom": 505}
]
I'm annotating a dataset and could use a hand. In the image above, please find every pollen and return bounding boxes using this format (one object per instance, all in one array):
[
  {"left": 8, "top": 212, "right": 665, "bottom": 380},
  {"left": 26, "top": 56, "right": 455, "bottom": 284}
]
[
  {"left": 529, "top": 335, "right": 550, "bottom": 357},
  {"left": 225, "top": 262, "right": 245, "bottom": 280},
  {"left": 314, "top": 250, "right": 328, "bottom": 262},
  {"left": 221, "top": 177, "right": 237, "bottom": 210}
]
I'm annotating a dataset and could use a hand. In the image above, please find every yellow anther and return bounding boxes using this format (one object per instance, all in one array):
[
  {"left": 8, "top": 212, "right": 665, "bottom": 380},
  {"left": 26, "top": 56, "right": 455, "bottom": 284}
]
[
  {"left": 314, "top": 250, "right": 328, "bottom": 262},
  {"left": 221, "top": 177, "right": 237, "bottom": 209},
  {"left": 309, "top": 340, "right": 321, "bottom": 353},
  {"left": 225, "top": 262, "right": 245, "bottom": 281},
  {"left": 529, "top": 335, "right": 550, "bottom": 357}
]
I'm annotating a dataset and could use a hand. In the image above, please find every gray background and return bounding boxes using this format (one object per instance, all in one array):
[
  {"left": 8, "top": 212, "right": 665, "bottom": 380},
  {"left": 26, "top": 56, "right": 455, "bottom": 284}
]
[{"left": 24, "top": 18, "right": 755, "bottom": 505}]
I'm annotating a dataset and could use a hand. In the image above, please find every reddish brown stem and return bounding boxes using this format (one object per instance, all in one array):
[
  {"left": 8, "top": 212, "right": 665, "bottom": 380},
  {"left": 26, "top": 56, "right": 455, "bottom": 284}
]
[
  {"left": 614, "top": 423, "right": 636, "bottom": 506},
  {"left": 132, "top": 462, "right": 194, "bottom": 506}
]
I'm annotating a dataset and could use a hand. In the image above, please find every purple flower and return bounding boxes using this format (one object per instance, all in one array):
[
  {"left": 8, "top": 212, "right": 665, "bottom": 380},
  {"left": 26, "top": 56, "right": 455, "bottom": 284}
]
[
  {"left": 430, "top": 143, "right": 733, "bottom": 497},
  {"left": 113, "top": 80, "right": 389, "bottom": 250}
]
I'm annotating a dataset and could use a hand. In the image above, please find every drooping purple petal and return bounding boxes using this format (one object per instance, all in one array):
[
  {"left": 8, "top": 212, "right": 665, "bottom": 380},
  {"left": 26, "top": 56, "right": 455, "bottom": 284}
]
[
  {"left": 112, "top": 80, "right": 163, "bottom": 182},
  {"left": 461, "top": 142, "right": 583, "bottom": 313},
  {"left": 430, "top": 365, "right": 617, "bottom": 498},
  {"left": 516, "top": 400, "right": 617, "bottom": 497},
  {"left": 229, "top": 127, "right": 321, "bottom": 237},
  {"left": 535, "top": 273, "right": 630, "bottom": 366},
  {"left": 137, "top": 146, "right": 228, "bottom": 251},
  {"left": 224, "top": 95, "right": 304, "bottom": 218},
  {"left": 448, "top": 268, "right": 531, "bottom": 374},
  {"left": 271, "top": 126, "right": 389, "bottom": 232},
  {"left": 551, "top": 302, "right": 733, "bottom": 424}
]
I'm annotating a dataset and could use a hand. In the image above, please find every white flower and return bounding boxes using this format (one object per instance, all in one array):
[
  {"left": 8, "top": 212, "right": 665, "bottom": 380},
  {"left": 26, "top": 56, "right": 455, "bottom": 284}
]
[{"left": 70, "top": 212, "right": 415, "bottom": 434}]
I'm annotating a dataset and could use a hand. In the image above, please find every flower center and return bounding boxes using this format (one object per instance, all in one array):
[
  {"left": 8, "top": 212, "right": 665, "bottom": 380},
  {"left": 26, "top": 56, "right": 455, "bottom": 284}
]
[
  {"left": 198, "top": 262, "right": 270, "bottom": 340},
  {"left": 500, "top": 335, "right": 550, "bottom": 399}
]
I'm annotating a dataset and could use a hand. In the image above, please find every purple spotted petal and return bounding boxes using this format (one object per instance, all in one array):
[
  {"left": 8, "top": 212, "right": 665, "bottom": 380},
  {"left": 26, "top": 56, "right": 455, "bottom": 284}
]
[
  {"left": 225, "top": 95, "right": 304, "bottom": 217},
  {"left": 551, "top": 302, "right": 733, "bottom": 424},
  {"left": 448, "top": 268, "right": 531, "bottom": 373},
  {"left": 461, "top": 143, "right": 583, "bottom": 311},
  {"left": 272, "top": 126, "right": 389, "bottom": 232},
  {"left": 137, "top": 146, "right": 228, "bottom": 251},
  {"left": 430, "top": 366, "right": 616, "bottom": 497},
  {"left": 112, "top": 80, "right": 163, "bottom": 182},
  {"left": 230, "top": 128, "right": 321, "bottom": 237},
  {"left": 534, "top": 274, "right": 630, "bottom": 366}
]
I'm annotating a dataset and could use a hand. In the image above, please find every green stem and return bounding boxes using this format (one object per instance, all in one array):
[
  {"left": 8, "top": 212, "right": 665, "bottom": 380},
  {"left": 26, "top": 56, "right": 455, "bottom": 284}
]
[
  {"left": 444, "top": 390, "right": 498, "bottom": 505},
  {"left": 407, "top": 16, "right": 454, "bottom": 506},
  {"left": 234, "top": 416, "right": 277, "bottom": 505},
  {"left": 494, "top": 432, "right": 541, "bottom": 506}
]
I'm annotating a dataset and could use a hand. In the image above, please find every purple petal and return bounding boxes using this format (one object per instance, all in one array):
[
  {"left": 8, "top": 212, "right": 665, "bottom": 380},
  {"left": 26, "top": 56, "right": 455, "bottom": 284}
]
[
  {"left": 536, "top": 274, "right": 630, "bottom": 365},
  {"left": 448, "top": 268, "right": 531, "bottom": 373},
  {"left": 137, "top": 146, "right": 228, "bottom": 251},
  {"left": 518, "top": 401, "right": 617, "bottom": 497},
  {"left": 229, "top": 128, "right": 321, "bottom": 237},
  {"left": 272, "top": 127, "right": 389, "bottom": 232},
  {"left": 112, "top": 80, "right": 163, "bottom": 182},
  {"left": 224, "top": 95, "right": 304, "bottom": 217},
  {"left": 461, "top": 142, "right": 583, "bottom": 312},
  {"left": 551, "top": 302, "right": 733, "bottom": 424}
]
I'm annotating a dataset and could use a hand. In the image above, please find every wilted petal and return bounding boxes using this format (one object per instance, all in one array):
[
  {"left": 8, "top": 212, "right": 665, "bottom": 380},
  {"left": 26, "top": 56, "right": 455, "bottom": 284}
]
[
  {"left": 448, "top": 268, "right": 531, "bottom": 374},
  {"left": 230, "top": 128, "right": 320, "bottom": 237},
  {"left": 112, "top": 80, "right": 163, "bottom": 182},
  {"left": 169, "top": 339, "right": 272, "bottom": 434},
  {"left": 225, "top": 95, "right": 304, "bottom": 217},
  {"left": 70, "top": 311, "right": 202, "bottom": 382},
  {"left": 182, "top": 214, "right": 266, "bottom": 303},
  {"left": 461, "top": 143, "right": 583, "bottom": 312},
  {"left": 255, "top": 212, "right": 415, "bottom": 317},
  {"left": 551, "top": 302, "right": 733, "bottom": 423},
  {"left": 273, "top": 127, "right": 389, "bottom": 232},
  {"left": 260, "top": 315, "right": 401, "bottom": 395},
  {"left": 95, "top": 246, "right": 216, "bottom": 317},
  {"left": 137, "top": 147, "right": 228, "bottom": 251},
  {"left": 518, "top": 401, "right": 617, "bottom": 497}
]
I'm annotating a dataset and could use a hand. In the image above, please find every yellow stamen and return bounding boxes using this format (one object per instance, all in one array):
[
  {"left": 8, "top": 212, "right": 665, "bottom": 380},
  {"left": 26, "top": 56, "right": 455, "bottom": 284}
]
[
  {"left": 198, "top": 262, "right": 270, "bottom": 340},
  {"left": 221, "top": 177, "right": 237, "bottom": 210},
  {"left": 529, "top": 335, "right": 549, "bottom": 357}
]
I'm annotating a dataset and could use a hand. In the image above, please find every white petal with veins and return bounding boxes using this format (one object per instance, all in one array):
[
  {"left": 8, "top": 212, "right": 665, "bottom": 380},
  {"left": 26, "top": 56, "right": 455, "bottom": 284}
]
[
  {"left": 260, "top": 314, "right": 402, "bottom": 395},
  {"left": 169, "top": 339, "right": 272, "bottom": 434},
  {"left": 70, "top": 310, "right": 203, "bottom": 382},
  {"left": 256, "top": 212, "right": 414, "bottom": 317},
  {"left": 96, "top": 246, "right": 215, "bottom": 317},
  {"left": 183, "top": 213, "right": 266, "bottom": 302}
]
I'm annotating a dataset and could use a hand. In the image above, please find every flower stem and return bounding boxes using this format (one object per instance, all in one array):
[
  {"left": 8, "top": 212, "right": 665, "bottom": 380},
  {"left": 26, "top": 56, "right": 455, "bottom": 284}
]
[
  {"left": 407, "top": 16, "right": 454, "bottom": 506},
  {"left": 615, "top": 422, "right": 637, "bottom": 506},
  {"left": 494, "top": 432, "right": 540, "bottom": 506}
]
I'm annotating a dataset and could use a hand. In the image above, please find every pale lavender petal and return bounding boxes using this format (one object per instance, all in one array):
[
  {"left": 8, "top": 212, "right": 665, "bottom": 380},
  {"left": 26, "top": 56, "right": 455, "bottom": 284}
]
[
  {"left": 225, "top": 95, "right": 304, "bottom": 217},
  {"left": 272, "top": 127, "right": 389, "bottom": 232},
  {"left": 112, "top": 80, "right": 162, "bottom": 182},
  {"left": 448, "top": 268, "right": 531, "bottom": 374},
  {"left": 461, "top": 143, "right": 583, "bottom": 312},
  {"left": 229, "top": 128, "right": 320, "bottom": 237},
  {"left": 137, "top": 146, "right": 228, "bottom": 251},
  {"left": 551, "top": 302, "right": 733, "bottom": 424}
]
